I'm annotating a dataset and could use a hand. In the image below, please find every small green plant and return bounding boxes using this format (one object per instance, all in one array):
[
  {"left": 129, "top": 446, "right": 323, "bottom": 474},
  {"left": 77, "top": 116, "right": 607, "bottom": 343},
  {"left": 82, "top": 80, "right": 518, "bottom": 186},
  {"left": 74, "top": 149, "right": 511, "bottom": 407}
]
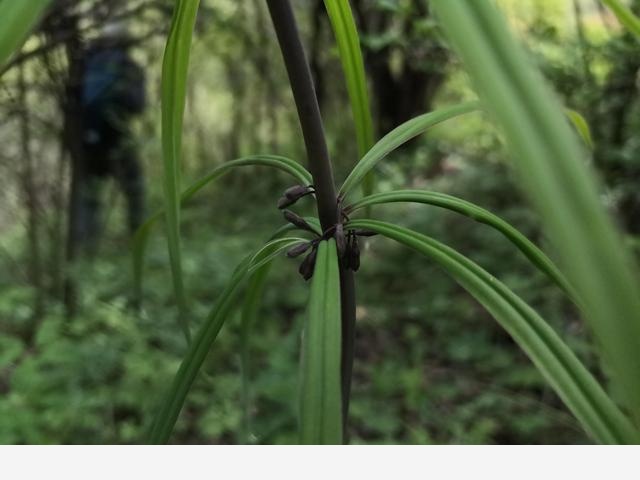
[
  {"left": 3, "top": 0, "right": 639, "bottom": 444},
  {"left": 139, "top": 0, "right": 640, "bottom": 444}
]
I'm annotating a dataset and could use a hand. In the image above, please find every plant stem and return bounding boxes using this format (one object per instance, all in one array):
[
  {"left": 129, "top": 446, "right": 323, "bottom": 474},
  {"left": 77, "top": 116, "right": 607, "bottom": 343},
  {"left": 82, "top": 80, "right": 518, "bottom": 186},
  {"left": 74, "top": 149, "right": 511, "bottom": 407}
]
[
  {"left": 267, "top": 0, "right": 356, "bottom": 441},
  {"left": 266, "top": 0, "right": 338, "bottom": 230}
]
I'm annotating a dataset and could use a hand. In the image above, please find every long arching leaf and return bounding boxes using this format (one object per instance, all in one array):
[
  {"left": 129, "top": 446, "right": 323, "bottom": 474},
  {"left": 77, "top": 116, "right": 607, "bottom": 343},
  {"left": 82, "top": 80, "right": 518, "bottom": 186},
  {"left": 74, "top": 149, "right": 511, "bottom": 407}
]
[
  {"left": 347, "top": 189, "right": 578, "bottom": 302},
  {"left": 347, "top": 219, "right": 639, "bottom": 445},
  {"left": 432, "top": 0, "right": 640, "bottom": 423},
  {"left": 240, "top": 263, "right": 272, "bottom": 444},
  {"left": 339, "top": 102, "right": 480, "bottom": 198},
  {"left": 0, "top": 0, "right": 50, "bottom": 72},
  {"left": 148, "top": 236, "right": 306, "bottom": 444},
  {"left": 131, "top": 155, "right": 312, "bottom": 302},
  {"left": 299, "top": 239, "right": 342, "bottom": 444}
]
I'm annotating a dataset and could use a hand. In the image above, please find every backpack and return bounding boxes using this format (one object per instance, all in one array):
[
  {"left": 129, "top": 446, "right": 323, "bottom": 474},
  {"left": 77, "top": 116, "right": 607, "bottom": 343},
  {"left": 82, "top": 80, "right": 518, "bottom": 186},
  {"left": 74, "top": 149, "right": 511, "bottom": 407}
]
[{"left": 81, "top": 45, "right": 146, "bottom": 142}]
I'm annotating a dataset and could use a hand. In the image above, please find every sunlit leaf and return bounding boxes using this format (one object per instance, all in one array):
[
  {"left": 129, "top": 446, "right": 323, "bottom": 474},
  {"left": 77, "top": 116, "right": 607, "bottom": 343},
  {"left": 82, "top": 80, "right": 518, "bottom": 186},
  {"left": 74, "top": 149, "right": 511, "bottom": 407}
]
[
  {"left": 602, "top": 0, "right": 640, "bottom": 38},
  {"left": 565, "top": 108, "right": 594, "bottom": 150},
  {"left": 0, "top": 0, "right": 50, "bottom": 72}
]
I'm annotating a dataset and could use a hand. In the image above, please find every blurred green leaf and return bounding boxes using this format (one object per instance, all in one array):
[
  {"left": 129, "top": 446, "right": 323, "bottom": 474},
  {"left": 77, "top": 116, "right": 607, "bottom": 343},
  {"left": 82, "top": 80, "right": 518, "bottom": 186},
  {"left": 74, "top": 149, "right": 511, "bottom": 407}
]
[
  {"left": 160, "top": 0, "right": 202, "bottom": 342},
  {"left": 0, "top": 0, "right": 50, "bottom": 73},
  {"left": 602, "top": 0, "right": 640, "bottom": 38},
  {"left": 432, "top": 0, "right": 640, "bottom": 423},
  {"left": 565, "top": 108, "right": 594, "bottom": 150}
]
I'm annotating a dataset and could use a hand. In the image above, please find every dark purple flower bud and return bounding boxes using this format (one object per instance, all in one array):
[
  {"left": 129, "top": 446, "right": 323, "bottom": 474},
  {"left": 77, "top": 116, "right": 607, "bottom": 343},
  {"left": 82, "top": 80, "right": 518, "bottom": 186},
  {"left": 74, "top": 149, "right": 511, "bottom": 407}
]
[
  {"left": 277, "top": 195, "right": 296, "bottom": 209},
  {"left": 277, "top": 185, "right": 314, "bottom": 209},
  {"left": 283, "top": 210, "right": 316, "bottom": 233},
  {"left": 284, "top": 185, "right": 311, "bottom": 199},
  {"left": 299, "top": 246, "right": 318, "bottom": 280},
  {"left": 286, "top": 241, "right": 312, "bottom": 258}
]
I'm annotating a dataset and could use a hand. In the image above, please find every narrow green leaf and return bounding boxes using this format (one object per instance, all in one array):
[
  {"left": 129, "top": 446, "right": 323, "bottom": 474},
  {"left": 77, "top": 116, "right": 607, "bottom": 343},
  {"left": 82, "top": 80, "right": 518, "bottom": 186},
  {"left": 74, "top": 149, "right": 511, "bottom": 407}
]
[
  {"left": 148, "top": 236, "right": 304, "bottom": 444},
  {"left": 565, "top": 108, "right": 594, "bottom": 150},
  {"left": 299, "top": 239, "right": 342, "bottom": 444},
  {"left": 432, "top": 0, "right": 640, "bottom": 423},
  {"left": 323, "top": 0, "right": 375, "bottom": 197},
  {"left": 160, "top": 0, "right": 202, "bottom": 342},
  {"left": 131, "top": 155, "right": 312, "bottom": 303},
  {"left": 240, "top": 263, "right": 272, "bottom": 444},
  {"left": 347, "top": 219, "right": 639, "bottom": 445},
  {"left": 0, "top": 0, "right": 50, "bottom": 72},
  {"left": 347, "top": 189, "right": 578, "bottom": 302},
  {"left": 602, "top": 0, "right": 640, "bottom": 38},
  {"left": 339, "top": 102, "right": 480, "bottom": 198}
]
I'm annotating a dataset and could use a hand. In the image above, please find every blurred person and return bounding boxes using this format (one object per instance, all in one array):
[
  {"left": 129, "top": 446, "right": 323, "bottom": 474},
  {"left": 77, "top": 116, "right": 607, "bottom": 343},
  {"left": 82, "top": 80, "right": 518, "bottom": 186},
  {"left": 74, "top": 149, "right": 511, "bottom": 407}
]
[{"left": 76, "top": 22, "right": 146, "bottom": 249}]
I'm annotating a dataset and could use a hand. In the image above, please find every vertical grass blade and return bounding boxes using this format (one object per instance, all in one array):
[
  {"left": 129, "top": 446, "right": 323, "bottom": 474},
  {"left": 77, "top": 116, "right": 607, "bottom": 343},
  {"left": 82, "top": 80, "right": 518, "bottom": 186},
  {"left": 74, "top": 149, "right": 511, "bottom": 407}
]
[
  {"left": 240, "top": 263, "right": 272, "bottom": 444},
  {"left": 323, "top": 0, "right": 375, "bottom": 195},
  {"left": 602, "top": 0, "right": 640, "bottom": 38},
  {"left": 347, "top": 219, "right": 640, "bottom": 444},
  {"left": 432, "top": 0, "right": 640, "bottom": 424},
  {"left": 0, "top": 0, "right": 50, "bottom": 72},
  {"left": 160, "top": 0, "right": 202, "bottom": 342},
  {"left": 299, "top": 239, "right": 342, "bottom": 444}
]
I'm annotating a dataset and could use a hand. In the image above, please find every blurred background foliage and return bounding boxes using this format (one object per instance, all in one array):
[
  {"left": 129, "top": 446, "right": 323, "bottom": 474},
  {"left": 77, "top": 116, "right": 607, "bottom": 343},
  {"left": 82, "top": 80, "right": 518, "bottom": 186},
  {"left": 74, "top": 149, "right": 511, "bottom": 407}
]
[{"left": 0, "top": 0, "right": 639, "bottom": 444}]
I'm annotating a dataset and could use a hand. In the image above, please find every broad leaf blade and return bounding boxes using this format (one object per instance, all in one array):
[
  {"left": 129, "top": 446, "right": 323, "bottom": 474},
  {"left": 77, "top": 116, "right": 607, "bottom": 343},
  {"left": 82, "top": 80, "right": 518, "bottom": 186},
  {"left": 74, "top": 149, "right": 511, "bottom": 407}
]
[
  {"left": 0, "top": 0, "right": 50, "bottom": 72},
  {"left": 299, "top": 239, "right": 342, "bottom": 444},
  {"left": 339, "top": 102, "right": 480, "bottom": 198},
  {"left": 432, "top": 0, "right": 640, "bottom": 423},
  {"left": 348, "top": 219, "right": 639, "bottom": 445}
]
